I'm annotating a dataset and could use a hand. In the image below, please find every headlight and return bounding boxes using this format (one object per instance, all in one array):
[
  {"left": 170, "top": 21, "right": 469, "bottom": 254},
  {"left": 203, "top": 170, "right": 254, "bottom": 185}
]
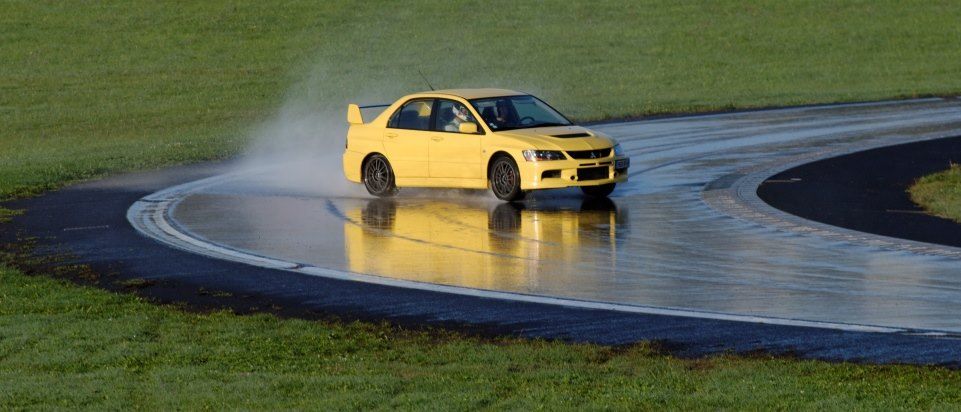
[
  {"left": 612, "top": 144, "right": 624, "bottom": 157},
  {"left": 522, "top": 150, "right": 566, "bottom": 161}
]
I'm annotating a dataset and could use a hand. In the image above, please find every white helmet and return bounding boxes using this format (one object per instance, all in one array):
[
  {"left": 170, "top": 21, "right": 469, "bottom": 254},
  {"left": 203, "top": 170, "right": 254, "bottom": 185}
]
[{"left": 453, "top": 105, "right": 470, "bottom": 122}]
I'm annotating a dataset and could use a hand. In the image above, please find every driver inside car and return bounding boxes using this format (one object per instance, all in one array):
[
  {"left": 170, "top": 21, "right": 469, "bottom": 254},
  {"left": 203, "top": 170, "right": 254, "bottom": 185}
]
[
  {"left": 495, "top": 99, "right": 516, "bottom": 127},
  {"left": 444, "top": 103, "right": 476, "bottom": 132}
]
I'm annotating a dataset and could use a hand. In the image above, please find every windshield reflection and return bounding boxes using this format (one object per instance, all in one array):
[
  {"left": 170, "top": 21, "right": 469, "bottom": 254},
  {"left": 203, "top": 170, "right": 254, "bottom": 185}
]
[{"left": 470, "top": 95, "right": 572, "bottom": 131}]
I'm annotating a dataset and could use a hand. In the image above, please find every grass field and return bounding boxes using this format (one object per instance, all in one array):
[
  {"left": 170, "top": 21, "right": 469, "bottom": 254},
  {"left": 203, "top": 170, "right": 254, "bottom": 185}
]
[
  {"left": 5, "top": 267, "right": 961, "bottom": 409},
  {"left": 5, "top": 0, "right": 961, "bottom": 408},
  {"left": 910, "top": 164, "right": 961, "bottom": 222}
]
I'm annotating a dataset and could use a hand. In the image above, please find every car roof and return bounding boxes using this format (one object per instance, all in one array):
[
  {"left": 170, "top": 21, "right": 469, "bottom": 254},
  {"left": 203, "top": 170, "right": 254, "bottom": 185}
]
[{"left": 409, "top": 88, "right": 526, "bottom": 100}]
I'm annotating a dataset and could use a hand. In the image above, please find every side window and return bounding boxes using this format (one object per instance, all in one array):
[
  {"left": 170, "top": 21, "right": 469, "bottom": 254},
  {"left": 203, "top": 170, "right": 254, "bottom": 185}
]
[
  {"left": 388, "top": 99, "right": 433, "bottom": 131},
  {"left": 432, "top": 99, "right": 478, "bottom": 133}
]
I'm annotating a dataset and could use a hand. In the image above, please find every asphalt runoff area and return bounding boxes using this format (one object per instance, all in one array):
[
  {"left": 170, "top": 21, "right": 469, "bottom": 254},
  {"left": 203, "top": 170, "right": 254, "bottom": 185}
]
[
  {"left": 759, "top": 137, "right": 961, "bottom": 248},
  {"left": 6, "top": 98, "right": 961, "bottom": 366}
]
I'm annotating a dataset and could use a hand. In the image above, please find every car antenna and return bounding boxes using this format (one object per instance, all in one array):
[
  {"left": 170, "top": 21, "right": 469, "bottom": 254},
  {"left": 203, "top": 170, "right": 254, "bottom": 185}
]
[{"left": 417, "top": 70, "right": 435, "bottom": 91}]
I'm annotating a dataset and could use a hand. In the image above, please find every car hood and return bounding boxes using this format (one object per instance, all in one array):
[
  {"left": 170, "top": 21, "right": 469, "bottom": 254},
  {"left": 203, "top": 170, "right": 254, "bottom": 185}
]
[{"left": 493, "top": 125, "right": 615, "bottom": 151}]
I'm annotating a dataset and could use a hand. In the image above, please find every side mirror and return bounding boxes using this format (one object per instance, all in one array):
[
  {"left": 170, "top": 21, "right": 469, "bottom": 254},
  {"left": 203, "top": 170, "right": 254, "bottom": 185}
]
[{"left": 458, "top": 122, "right": 479, "bottom": 134}]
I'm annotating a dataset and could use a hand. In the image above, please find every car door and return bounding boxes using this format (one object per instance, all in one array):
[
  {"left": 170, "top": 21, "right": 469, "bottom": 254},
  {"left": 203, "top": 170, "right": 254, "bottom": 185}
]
[
  {"left": 428, "top": 99, "right": 483, "bottom": 179},
  {"left": 384, "top": 99, "right": 433, "bottom": 178}
]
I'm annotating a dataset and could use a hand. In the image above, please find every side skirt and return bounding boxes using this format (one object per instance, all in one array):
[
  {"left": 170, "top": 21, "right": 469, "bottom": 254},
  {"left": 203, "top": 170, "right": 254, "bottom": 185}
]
[{"left": 394, "top": 177, "right": 488, "bottom": 189}]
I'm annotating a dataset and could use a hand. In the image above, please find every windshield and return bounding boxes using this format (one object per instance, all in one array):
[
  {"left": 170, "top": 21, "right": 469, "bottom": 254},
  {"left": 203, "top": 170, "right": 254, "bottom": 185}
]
[{"left": 469, "top": 95, "right": 572, "bottom": 131}]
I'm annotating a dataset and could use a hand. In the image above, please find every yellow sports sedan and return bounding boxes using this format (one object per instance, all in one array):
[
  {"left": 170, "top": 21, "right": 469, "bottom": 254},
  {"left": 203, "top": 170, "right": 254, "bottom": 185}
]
[{"left": 342, "top": 88, "right": 629, "bottom": 201}]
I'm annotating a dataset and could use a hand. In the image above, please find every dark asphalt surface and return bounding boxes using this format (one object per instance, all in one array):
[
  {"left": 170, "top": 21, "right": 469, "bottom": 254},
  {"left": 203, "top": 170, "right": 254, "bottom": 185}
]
[
  {"left": 5, "top": 155, "right": 961, "bottom": 366},
  {"left": 759, "top": 136, "right": 961, "bottom": 247}
]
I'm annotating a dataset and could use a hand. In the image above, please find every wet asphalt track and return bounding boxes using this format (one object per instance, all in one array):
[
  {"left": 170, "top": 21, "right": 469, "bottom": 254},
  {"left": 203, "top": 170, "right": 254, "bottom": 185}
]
[
  {"left": 130, "top": 98, "right": 961, "bottom": 333},
  {"left": 8, "top": 98, "right": 961, "bottom": 364}
]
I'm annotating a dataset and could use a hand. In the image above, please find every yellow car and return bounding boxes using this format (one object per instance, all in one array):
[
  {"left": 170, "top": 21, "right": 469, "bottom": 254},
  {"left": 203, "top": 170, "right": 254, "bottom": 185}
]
[{"left": 342, "top": 88, "right": 629, "bottom": 201}]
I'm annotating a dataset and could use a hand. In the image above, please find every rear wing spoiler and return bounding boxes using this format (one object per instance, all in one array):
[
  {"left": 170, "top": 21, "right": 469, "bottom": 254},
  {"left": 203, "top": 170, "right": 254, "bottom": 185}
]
[{"left": 347, "top": 103, "right": 390, "bottom": 125}]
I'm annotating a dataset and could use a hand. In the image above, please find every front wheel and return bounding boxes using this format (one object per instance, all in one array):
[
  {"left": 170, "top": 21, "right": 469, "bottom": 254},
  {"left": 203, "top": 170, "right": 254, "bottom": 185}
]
[
  {"left": 489, "top": 156, "right": 526, "bottom": 201},
  {"left": 363, "top": 154, "right": 398, "bottom": 197},
  {"left": 581, "top": 183, "right": 615, "bottom": 198}
]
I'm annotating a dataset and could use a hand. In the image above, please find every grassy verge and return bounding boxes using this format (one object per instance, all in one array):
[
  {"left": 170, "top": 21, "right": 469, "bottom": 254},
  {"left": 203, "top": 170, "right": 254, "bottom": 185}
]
[
  {"left": 4, "top": 1, "right": 961, "bottom": 199},
  {"left": 0, "top": 208, "right": 22, "bottom": 224},
  {"left": 910, "top": 164, "right": 961, "bottom": 222},
  {"left": 4, "top": 265, "right": 961, "bottom": 409},
  {"left": 5, "top": 0, "right": 961, "bottom": 407}
]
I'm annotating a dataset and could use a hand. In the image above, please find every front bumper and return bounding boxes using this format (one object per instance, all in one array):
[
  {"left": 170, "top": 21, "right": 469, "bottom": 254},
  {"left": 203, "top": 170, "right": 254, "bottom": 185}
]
[{"left": 518, "top": 155, "right": 629, "bottom": 190}]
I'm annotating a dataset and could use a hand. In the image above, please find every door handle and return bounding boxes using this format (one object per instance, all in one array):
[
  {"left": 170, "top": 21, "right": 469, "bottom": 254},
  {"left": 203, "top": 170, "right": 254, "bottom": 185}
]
[
  {"left": 431, "top": 136, "right": 444, "bottom": 142},
  {"left": 386, "top": 133, "right": 397, "bottom": 138}
]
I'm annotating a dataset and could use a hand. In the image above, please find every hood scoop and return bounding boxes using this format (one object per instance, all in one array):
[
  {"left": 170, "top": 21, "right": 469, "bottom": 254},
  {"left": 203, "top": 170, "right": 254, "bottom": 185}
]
[{"left": 551, "top": 132, "right": 592, "bottom": 138}]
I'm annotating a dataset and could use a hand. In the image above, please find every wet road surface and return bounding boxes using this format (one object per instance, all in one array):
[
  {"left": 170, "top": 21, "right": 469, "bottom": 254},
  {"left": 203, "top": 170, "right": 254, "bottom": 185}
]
[{"left": 133, "top": 98, "right": 961, "bottom": 333}]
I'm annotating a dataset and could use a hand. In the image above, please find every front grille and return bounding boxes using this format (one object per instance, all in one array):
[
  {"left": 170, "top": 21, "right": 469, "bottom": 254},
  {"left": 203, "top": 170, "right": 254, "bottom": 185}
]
[
  {"left": 566, "top": 148, "right": 611, "bottom": 159},
  {"left": 577, "top": 166, "right": 609, "bottom": 181}
]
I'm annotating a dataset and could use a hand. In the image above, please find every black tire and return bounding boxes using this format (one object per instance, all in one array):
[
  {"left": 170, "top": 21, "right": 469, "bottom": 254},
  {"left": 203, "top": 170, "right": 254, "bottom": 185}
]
[
  {"left": 363, "top": 154, "right": 398, "bottom": 197},
  {"left": 489, "top": 156, "right": 526, "bottom": 201},
  {"left": 581, "top": 183, "right": 615, "bottom": 198}
]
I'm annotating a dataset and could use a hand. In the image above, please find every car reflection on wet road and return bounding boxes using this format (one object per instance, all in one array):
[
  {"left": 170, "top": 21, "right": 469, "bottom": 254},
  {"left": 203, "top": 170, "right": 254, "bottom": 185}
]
[{"left": 344, "top": 197, "right": 625, "bottom": 291}]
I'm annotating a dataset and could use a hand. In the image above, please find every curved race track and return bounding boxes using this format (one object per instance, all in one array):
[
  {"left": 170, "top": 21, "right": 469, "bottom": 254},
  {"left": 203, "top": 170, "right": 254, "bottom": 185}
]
[{"left": 130, "top": 98, "right": 961, "bottom": 334}]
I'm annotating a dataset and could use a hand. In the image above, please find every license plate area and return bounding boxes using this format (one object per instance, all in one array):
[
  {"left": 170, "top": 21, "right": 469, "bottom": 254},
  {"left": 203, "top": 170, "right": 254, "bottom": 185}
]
[{"left": 577, "top": 166, "right": 609, "bottom": 181}]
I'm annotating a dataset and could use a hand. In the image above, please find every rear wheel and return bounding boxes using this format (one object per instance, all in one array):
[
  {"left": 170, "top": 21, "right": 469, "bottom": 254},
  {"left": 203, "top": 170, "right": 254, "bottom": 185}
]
[
  {"left": 581, "top": 183, "right": 615, "bottom": 198},
  {"left": 489, "top": 156, "right": 526, "bottom": 201},
  {"left": 363, "top": 154, "right": 398, "bottom": 197}
]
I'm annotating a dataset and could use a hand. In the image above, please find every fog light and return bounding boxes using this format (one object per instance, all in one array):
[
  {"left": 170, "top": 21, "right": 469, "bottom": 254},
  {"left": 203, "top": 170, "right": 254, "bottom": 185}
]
[{"left": 541, "top": 170, "right": 561, "bottom": 180}]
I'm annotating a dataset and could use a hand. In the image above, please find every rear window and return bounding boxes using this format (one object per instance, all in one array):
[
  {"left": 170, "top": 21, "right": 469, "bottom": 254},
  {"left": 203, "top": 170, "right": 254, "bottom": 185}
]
[{"left": 388, "top": 99, "right": 434, "bottom": 131}]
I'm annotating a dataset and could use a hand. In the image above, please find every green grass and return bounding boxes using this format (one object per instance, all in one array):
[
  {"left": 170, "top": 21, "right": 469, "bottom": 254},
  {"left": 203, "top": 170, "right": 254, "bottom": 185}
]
[
  {"left": 0, "top": 208, "right": 22, "bottom": 224},
  {"left": 4, "top": 0, "right": 961, "bottom": 199},
  {"left": 4, "top": 265, "right": 961, "bottom": 409},
  {"left": 910, "top": 164, "right": 961, "bottom": 222},
  {"left": 5, "top": 0, "right": 961, "bottom": 408}
]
